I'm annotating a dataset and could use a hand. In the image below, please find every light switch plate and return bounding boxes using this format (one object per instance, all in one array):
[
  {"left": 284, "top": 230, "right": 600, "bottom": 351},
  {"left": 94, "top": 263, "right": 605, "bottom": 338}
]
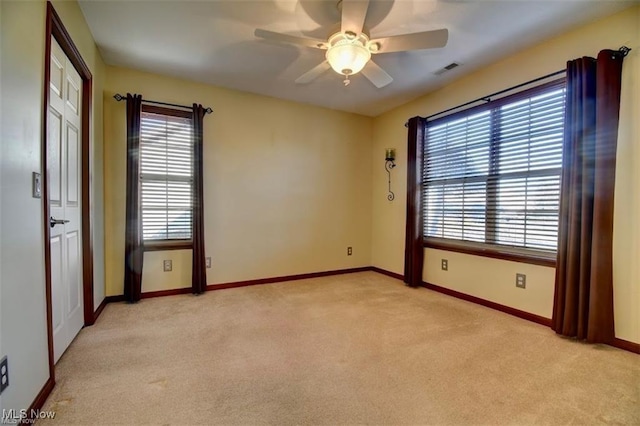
[{"left": 32, "top": 172, "right": 42, "bottom": 198}]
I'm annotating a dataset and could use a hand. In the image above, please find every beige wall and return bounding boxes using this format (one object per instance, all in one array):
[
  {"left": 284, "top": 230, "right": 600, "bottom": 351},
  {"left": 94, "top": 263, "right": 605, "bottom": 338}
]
[
  {"left": 142, "top": 250, "right": 192, "bottom": 293},
  {"left": 0, "top": 0, "right": 106, "bottom": 412},
  {"left": 104, "top": 67, "right": 373, "bottom": 296},
  {"left": 371, "top": 6, "right": 640, "bottom": 343}
]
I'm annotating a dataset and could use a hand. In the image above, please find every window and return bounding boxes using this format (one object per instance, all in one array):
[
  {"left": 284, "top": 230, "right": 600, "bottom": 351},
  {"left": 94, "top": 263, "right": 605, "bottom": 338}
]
[
  {"left": 422, "top": 79, "right": 566, "bottom": 260},
  {"left": 140, "top": 106, "right": 193, "bottom": 246}
]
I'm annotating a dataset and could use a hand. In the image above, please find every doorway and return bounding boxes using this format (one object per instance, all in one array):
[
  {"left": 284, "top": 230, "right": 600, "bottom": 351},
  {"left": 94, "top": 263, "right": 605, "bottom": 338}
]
[{"left": 43, "top": 1, "right": 95, "bottom": 379}]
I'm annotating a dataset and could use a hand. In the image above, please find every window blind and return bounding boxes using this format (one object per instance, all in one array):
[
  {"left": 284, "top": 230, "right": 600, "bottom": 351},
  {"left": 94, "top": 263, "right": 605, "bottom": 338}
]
[
  {"left": 140, "top": 111, "right": 193, "bottom": 241},
  {"left": 423, "top": 80, "right": 565, "bottom": 253}
]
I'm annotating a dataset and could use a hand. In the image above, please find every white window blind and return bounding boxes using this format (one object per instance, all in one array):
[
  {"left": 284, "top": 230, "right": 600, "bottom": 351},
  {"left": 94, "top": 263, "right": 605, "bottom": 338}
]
[
  {"left": 140, "top": 110, "right": 193, "bottom": 241},
  {"left": 423, "top": 80, "right": 566, "bottom": 254}
]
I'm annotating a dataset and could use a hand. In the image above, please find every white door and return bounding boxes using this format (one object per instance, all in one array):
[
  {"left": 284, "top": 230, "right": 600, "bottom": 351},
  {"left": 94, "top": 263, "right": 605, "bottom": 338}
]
[{"left": 49, "top": 38, "right": 84, "bottom": 363}]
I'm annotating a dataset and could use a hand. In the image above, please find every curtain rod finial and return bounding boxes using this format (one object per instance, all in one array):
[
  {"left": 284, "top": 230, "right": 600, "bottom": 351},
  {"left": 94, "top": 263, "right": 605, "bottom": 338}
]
[
  {"left": 205, "top": 107, "right": 213, "bottom": 115},
  {"left": 113, "top": 93, "right": 125, "bottom": 102},
  {"left": 618, "top": 46, "right": 631, "bottom": 57}
]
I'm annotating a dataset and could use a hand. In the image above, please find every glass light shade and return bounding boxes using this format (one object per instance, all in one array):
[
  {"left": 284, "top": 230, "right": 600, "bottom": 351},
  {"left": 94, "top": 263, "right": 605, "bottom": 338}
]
[
  {"left": 326, "top": 41, "right": 371, "bottom": 76},
  {"left": 385, "top": 148, "right": 396, "bottom": 161}
]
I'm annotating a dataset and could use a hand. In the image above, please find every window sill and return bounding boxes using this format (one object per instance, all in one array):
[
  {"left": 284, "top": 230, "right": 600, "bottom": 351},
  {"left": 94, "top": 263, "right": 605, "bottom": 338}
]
[
  {"left": 144, "top": 240, "right": 193, "bottom": 252},
  {"left": 423, "top": 239, "right": 556, "bottom": 267}
]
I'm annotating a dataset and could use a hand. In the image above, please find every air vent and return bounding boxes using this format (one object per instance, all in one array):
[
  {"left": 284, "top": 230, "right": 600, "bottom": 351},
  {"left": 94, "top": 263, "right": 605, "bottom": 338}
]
[{"left": 434, "top": 62, "right": 460, "bottom": 76}]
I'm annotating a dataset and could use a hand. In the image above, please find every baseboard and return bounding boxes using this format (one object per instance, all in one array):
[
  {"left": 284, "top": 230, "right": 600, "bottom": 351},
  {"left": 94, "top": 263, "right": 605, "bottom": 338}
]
[
  {"left": 206, "top": 267, "right": 372, "bottom": 291},
  {"left": 141, "top": 287, "right": 193, "bottom": 299},
  {"left": 103, "top": 267, "right": 372, "bottom": 302},
  {"left": 420, "top": 281, "right": 552, "bottom": 326},
  {"left": 104, "top": 290, "right": 193, "bottom": 303},
  {"left": 370, "top": 266, "right": 404, "bottom": 281},
  {"left": 93, "top": 297, "right": 108, "bottom": 322},
  {"left": 369, "top": 266, "right": 552, "bottom": 326},
  {"left": 612, "top": 337, "right": 640, "bottom": 354},
  {"left": 105, "top": 295, "right": 125, "bottom": 303},
  {"left": 21, "top": 376, "right": 55, "bottom": 424}
]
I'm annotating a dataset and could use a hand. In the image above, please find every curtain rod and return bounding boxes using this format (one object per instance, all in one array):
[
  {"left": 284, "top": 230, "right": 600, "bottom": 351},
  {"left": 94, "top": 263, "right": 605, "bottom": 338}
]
[
  {"left": 404, "top": 69, "right": 565, "bottom": 127},
  {"left": 404, "top": 45, "right": 632, "bottom": 128},
  {"left": 113, "top": 93, "right": 213, "bottom": 114}
]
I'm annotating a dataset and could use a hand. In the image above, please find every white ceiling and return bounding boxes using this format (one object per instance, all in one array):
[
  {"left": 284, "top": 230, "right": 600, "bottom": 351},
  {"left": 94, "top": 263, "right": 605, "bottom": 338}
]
[{"left": 79, "top": 0, "right": 635, "bottom": 116}]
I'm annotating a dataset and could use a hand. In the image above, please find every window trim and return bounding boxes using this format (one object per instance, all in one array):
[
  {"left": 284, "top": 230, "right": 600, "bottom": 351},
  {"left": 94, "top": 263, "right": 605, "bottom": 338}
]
[
  {"left": 142, "top": 104, "right": 192, "bottom": 119},
  {"left": 140, "top": 104, "right": 194, "bottom": 247},
  {"left": 144, "top": 240, "right": 193, "bottom": 252},
  {"left": 424, "top": 239, "right": 556, "bottom": 267},
  {"left": 422, "top": 77, "right": 566, "bottom": 266}
]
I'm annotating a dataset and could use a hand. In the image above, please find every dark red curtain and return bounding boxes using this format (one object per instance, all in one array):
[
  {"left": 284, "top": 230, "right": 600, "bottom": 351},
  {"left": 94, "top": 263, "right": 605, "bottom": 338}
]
[
  {"left": 191, "top": 104, "right": 207, "bottom": 294},
  {"left": 124, "top": 93, "right": 143, "bottom": 303},
  {"left": 404, "top": 116, "right": 426, "bottom": 287},
  {"left": 553, "top": 50, "right": 625, "bottom": 343}
]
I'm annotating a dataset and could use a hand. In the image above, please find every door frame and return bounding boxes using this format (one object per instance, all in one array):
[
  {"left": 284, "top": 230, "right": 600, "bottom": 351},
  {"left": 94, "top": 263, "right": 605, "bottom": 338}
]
[{"left": 42, "top": 1, "right": 95, "bottom": 382}]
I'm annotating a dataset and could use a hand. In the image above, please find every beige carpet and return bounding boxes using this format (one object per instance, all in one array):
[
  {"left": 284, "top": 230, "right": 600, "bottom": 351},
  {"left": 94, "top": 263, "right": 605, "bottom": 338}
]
[{"left": 42, "top": 271, "right": 639, "bottom": 425}]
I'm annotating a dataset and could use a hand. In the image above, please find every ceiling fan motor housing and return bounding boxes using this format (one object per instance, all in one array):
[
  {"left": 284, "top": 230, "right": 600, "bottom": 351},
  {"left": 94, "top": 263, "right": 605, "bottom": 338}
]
[{"left": 325, "top": 31, "right": 373, "bottom": 76}]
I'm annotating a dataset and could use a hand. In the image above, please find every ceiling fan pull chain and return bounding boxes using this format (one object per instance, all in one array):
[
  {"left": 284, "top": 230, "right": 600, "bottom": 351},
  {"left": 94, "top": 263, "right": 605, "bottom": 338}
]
[{"left": 343, "top": 75, "right": 350, "bottom": 86}]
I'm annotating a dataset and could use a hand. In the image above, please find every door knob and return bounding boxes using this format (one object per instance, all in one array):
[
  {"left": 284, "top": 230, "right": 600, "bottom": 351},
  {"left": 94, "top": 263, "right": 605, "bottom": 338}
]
[{"left": 50, "top": 217, "right": 70, "bottom": 228}]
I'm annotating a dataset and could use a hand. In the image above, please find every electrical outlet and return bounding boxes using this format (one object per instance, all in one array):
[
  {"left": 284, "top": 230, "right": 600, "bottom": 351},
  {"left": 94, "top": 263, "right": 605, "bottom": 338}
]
[
  {"left": 516, "top": 273, "right": 526, "bottom": 289},
  {"left": 163, "top": 260, "right": 172, "bottom": 272},
  {"left": 347, "top": 247, "right": 353, "bottom": 256},
  {"left": 206, "top": 257, "right": 211, "bottom": 268},
  {"left": 441, "top": 259, "right": 448, "bottom": 271},
  {"left": 1, "top": 355, "right": 9, "bottom": 394}
]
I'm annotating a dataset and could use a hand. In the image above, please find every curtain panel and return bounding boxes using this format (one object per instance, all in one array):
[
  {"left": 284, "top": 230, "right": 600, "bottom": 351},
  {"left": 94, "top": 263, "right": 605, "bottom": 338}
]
[
  {"left": 191, "top": 104, "right": 207, "bottom": 294},
  {"left": 404, "top": 116, "right": 427, "bottom": 287},
  {"left": 124, "top": 93, "right": 143, "bottom": 303},
  {"left": 552, "top": 50, "right": 626, "bottom": 343}
]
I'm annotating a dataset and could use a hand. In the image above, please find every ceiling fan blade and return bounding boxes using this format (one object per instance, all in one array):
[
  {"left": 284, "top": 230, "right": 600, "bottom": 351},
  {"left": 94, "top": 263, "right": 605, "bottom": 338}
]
[
  {"left": 341, "top": 0, "right": 370, "bottom": 35},
  {"left": 361, "top": 60, "right": 393, "bottom": 88},
  {"left": 295, "top": 61, "right": 332, "bottom": 84},
  {"left": 371, "top": 29, "right": 448, "bottom": 53},
  {"left": 255, "top": 29, "right": 326, "bottom": 50}
]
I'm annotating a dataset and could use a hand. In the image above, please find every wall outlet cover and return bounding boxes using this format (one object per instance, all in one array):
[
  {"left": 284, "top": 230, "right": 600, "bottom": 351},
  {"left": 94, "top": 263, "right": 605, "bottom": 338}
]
[
  {"left": 347, "top": 247, "right": 353, "bottom": 256},
  {"left": 516, "top": 273, "right": 526, "bottom": 289},
  {"left": 206, "top": 257, "right": 212, "bottom": 268},
  {"left": 441, "top": 259, "right": 448, "bottom": 271},
  {"left": 163, "top": 260, "right": 172, "bottom": 272},
  {"left": 0, "top": 355, "right": 8, "bottom": 394}
]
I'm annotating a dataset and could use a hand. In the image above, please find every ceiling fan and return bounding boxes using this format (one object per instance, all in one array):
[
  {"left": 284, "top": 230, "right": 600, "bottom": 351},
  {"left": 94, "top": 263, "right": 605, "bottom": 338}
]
[{"left": 254, "top": 0, "right": 448, "bottom": 88}]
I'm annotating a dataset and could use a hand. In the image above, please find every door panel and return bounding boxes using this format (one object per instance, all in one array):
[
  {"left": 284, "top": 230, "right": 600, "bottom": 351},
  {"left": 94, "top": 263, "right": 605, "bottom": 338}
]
[
  {"left": 66, "top": 124, "right": 79, "bottom": 206},
  {"left": 50, "top": 54, "right": 63, "bottom": 97},
  {"left": 66, "top": 231, "right": 81, "bottom": 317},
  {"left": 49, "top": 37, "right": 84, "bottom": 363},
  {"left": 50, "top": 235, "right": 63, "bottom": 336},
  {"left": 66, "top": 76, "right": 80, "bottom": 113},
  {"left": 48, "top": 110, "right": 62, "bottom": 206}
]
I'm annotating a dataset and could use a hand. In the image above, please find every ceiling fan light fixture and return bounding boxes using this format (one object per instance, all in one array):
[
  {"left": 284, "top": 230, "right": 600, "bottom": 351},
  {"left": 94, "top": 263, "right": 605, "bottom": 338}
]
[{"left": 325, "top": 32, "right": 371, "bottom": 76}]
